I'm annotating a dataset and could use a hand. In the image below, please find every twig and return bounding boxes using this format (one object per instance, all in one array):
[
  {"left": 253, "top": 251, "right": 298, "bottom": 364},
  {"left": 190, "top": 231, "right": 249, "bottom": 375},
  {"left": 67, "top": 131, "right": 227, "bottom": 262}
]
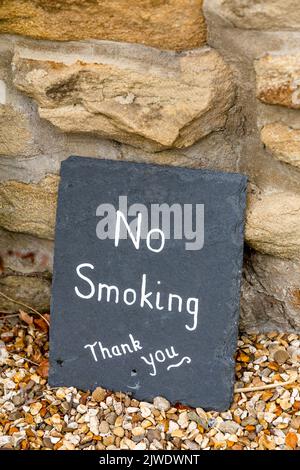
[
  {"left": 0, "top": 292, "right": 50, "bottom": 326},
  {"left": 0, "top": 313, "right": 20, "bottom": 319},
  {"left": 234, "top": 379, "right": 297, "bottom": 394},
  {"left": 8, "top": 352, "right": 39, "bottom": 366}
]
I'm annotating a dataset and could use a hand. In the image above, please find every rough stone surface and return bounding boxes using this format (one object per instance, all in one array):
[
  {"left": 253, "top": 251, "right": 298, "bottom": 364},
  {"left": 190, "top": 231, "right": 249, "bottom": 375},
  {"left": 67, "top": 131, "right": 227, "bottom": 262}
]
[
  {"left": 0, "top": 105, "right": 32, "bottom": 156},
  {"left": 245, "top": 190, "right": 300, "bottom": 260},
  {"left": 12, "top": 47, "right": 235, "bottom": 152},
  {"left": 0, "top": 228, "right": 53, "bottom": 275},
  {"left": 0, "top": 0, "right": 206, "bottom": 51},
  {"left": 255, "top": 53, "right": 300, "bottom": 109},
  {"left": 241, "top": 250, "right": 300, "bottom": 331},
  {"left": 261, "top": 123, "right": 300, "bottom": 169},
  {"left": 0, "top": 274, "right": 51, "bottom": 313},
  {"left": 0, "top": 5, "right": 299, "bottom": 333},
  {"left": 207, "top": 0, "right": 300, "bottom": 30},
  {"left": 0, "top": 175, "right": 59, "bottom": 240}
]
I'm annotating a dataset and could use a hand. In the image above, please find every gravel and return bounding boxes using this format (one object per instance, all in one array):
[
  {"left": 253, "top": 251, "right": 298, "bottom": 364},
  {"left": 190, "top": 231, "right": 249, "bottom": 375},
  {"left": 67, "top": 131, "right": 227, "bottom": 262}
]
[{"left": 0, "top": 317, "right": 299, "bottom": 450}]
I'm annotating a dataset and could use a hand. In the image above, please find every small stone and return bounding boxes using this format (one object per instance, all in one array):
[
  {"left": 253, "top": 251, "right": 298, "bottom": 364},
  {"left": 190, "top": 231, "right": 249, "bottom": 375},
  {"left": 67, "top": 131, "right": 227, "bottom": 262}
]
[
  {"left": 56, "top": 388, "right": 66, "bottom": 400},
  {"left": 168, "top": 420, "right": 179, "bottom": 433},
  {"left": 153, "top": 396, "right": 170, "bottom": 412},
  {"left": 188, "top": 411, "right": 208, "bottom": 429},
  {"left": 97, "top": 420, "right": 109, "bottom": 434},
  {"left": 127, "top": 407, "right": 140, "bottom": 413},
  {"left": 273, "top": 349, "right": 290, "bottom": 365},
  {"left": 12, "top": 394, "right": 25, "bottom": 406},
  {"left": 113, "top": 427, "right": 125, "bottom": 438},
  {"left": 218, "top": 421, "right": 240, "bottom": 434},
  {"left": 141, "top": 419, "right": 152, "bottom": 429},
  {"left": 114, "top": 401, "right": 123, "bottom": 415},
  {"left": 30, "top": 402, "right": 42, "bottom": 416},
  {"left": 51, "top": 413, "right": 61, "bottom": 425},
  {"left": 43, "top": 437, "right": 53, "bottom": 448},
  {"left": 241, "top": 416, "right": 257, "bottom": 426},
  {"left": 102, "top": 435, "right": 115, "bottom": 447},
  {"left": 89, "top": 416, "right": 99, "bottom": 435},
  {"left": 171, "top": 429, "right": 184, "bottom": 438},
  {"left": 134, "top": 442, "right": 147, "bottom": 450},
  {"left": 132, "top": 426, "right": 145, "bottom": 437},
  {"left": 67, "top": 422, "right": 78, "bottom": 430},
  {"left": 92, "top": 387, "right": 106, "bottom": 403},
  {"left": 279, "top": 399, "right": 292, "bottom": 411},
  {"left": 140, "top": 406, "right": 152, "bottom": 418},
  {"left": 106, "top": 412, "right": 117, "bottom": 425},
  {"left": 178, "top": 411, "right": 189, "bottom": 428},
  {"left": 147, "top": 429, "right": 161, "bottom": 443},
  {"left": 77, "top": 404, "right": 87, "bottom": 414},
  {"left": 65, "top": 433, "right": 80, "bottom": 446},
  {"left": 0, "top": 436, "right": 12, "bottom": 448},
  {"left": 264, "top": 412, "right": 276, "bottom": 424},
  {"left": 185, "top": 440, "right": 200, "bottom": 450},
  {"left": 291, "top": 416, "right": 300, "bottom": 430}
]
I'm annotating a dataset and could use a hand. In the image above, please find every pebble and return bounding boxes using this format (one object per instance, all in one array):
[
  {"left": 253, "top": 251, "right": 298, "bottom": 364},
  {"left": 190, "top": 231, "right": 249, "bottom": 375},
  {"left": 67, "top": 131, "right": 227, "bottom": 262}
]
[
  {"left": 185, "top": 439, "right": 200, "bottom": 450},
  {"left": 89, "top": 416, "right": 99, "bottom": 435},
  {"left": 147, "top": 429, "right": 161, "bottom": 442},
  {"left": 132, "top": 426, "right": 145, "bottom": 437},
  {"left": 274, "top": 349, "right": 290, "bottom": 365},
  {"left": 1, "top": 319, "right": 299, "bottom": 451},
  {"left": 134, "top": 442, "right": 147, "bottom": 450},
  {"left": 153, "top": 396, "right": 170, "bottom": 412},
  {"left": 178, "top": 411, "right": 189, "bottom": 428},
  {"left": 113, "top": 427, "right": 125, "bottom": 438},
  {"left": 168, "top": 420, "right": 179, "bottom": 433},
  {"left": 77, "top": 404, "right": 87, "bottom": 414},
  {"left": 30, "top": 402, "right": 43, "bottom": 416},
  {"left": 92, "top": 387, "right": 106, "bottom": 403},
  {"left": 218, "top": 420, "right": 241, "bottom": 434}
]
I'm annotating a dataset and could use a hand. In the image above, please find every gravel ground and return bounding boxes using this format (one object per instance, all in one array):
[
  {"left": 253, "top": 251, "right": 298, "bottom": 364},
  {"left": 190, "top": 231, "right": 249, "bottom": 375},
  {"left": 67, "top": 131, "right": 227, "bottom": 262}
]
[{"left": 0, "top": 314, "right": 300, "bottom": 450}]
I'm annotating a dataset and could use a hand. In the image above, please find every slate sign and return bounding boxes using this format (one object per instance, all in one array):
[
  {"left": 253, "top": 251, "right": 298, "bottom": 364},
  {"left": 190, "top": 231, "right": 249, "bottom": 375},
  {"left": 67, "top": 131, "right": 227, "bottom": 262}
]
[{"left": 49, "top": 156, "right": 247, "bottom": 410}]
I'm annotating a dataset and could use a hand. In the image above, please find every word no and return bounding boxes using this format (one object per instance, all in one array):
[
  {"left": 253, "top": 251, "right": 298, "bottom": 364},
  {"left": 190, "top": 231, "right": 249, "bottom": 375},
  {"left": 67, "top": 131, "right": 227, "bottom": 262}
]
[{"left": 96, "top": 196, "right": 204, "bottom": 251}]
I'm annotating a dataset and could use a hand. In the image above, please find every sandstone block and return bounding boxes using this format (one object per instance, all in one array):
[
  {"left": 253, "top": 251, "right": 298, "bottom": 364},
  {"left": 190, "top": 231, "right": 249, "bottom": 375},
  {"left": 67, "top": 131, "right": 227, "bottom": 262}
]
[
  {"left": 0, "top": 228, "right": 53, "bottom": 274},
  {"left": 241, "top": 250, "right": 300, "bottom": 331},
  {"left": 0, "top": 274, "right": 51, "bottom": 313},
  {"left": 245, "top": 190, "right": 300, "bottom": 260},
  {"left": 0, "top": 175, "right": 59, "bottom": 240},
  {"left": 12, "top": 47, "right": 235, "bottom": 152},
  {"left": 261, "top": 122, "right": 300, "bottom": 169},
  {"left": 0, "top": 105, "right": 32, "bottom": 156},
  {"left": 255, "top": 53, "right": 300, "bottom": 109},
  {"left": 0, "top": 0, "right": 206, "bottom": 51},
  {"left": 205, "top": 0, "right": 300, "bottom": 30}
]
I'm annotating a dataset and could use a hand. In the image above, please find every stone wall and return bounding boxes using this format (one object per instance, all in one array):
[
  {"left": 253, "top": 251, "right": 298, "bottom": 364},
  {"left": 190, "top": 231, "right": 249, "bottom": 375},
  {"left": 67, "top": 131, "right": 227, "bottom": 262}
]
[{"left": 0, "top": 0, "right": 299, "bottom": 332}]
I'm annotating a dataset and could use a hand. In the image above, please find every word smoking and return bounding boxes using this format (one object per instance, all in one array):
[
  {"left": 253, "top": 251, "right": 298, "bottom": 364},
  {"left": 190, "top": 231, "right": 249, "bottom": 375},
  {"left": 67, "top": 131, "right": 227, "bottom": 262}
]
[
  {"left": 74, "top": 209, "right": 201, "bottom": 330},
  {"left": 75, "top": 264, "right": 199, "bottom": 331}
]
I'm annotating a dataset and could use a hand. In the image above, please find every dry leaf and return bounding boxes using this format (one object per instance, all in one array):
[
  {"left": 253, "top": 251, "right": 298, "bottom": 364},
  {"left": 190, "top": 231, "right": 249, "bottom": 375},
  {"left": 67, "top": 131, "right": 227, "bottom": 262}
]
[
  {"left": 33, "top": 317, "right": 49, "bottom": 332},
  {"left": 80, "top": 391, "right": 90, "bottom": 405},
  {"left": 174, "top": 402, "right": 191, "bottom": 411},
  {"left": 19, "top": 310, "right": 33, "bottom": 325},
  {"left": 36, "top": 359, "right": 49, "bottom": 378},
  {"left": 285, "top": 432, "right": 298, "bottom": 449}
]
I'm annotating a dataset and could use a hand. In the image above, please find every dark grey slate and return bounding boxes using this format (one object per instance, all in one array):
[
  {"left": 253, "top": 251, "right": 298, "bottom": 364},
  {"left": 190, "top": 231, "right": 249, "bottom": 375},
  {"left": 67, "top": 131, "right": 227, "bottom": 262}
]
[{"left": 49, "top": 156, "right": 247, "bottom": 410}]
